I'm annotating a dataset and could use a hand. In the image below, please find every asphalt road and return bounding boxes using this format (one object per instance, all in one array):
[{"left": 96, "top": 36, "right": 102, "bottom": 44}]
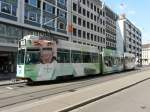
[
  {"left": 71, "top": 74, "right": 150, "bottom": 112},
  {"left": 0, "top": 67, "right": 148, "bottom": 111}
]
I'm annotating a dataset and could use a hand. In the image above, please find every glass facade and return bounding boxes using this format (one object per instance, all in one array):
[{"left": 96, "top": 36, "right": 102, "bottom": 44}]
[
  {"left": 58, "top": 0, "right": 66, "bottom": 5},
  {"left": 28, "top": 0, "right": 37, "bottom": 7},
  {"left": 0, "top": 0, "right": 68, "bottom": 77},
  {"left": 0, "top": 0, "right": 17, "bottom": 16}
]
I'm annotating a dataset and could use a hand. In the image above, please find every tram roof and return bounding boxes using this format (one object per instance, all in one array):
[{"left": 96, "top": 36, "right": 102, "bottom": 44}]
[{"left": 57, "top": 40, "right": 99, "bottom": 53}]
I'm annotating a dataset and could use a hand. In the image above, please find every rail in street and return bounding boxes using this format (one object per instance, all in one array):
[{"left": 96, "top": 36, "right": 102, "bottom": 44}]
[{"left": 0, "top": 67, "right": 149, "bottom": 111}]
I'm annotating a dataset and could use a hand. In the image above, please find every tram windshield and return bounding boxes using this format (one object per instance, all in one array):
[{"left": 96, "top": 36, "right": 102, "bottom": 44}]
[
  {"left": 17, "top": 49, "right": 25, "bottom": 64},
  {"left": 26, "top": 49, "right": 40, "bottom": 64}
]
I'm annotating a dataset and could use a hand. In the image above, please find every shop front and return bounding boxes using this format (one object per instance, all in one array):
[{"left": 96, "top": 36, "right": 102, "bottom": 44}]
[{"left": 0, "top": 45, "right": 17, "bottom": 79}]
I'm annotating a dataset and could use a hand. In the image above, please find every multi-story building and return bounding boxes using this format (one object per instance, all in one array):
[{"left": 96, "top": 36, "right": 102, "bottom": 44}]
[
  {"left": 105, "top": 6, "right": 118, "bottom": 50},
  {"left": 0, "top": 0, "right": 142, "bottom": 77},
  {"left": 118, "top": 15, "right": 142, "bottom": 65},
  {"left": 142, "top": 44, "right": 150, "bottom": 65},
  {"left": 0, "top": 0, "right": 68, "bottom": 74},
  {"left": 68, "top": 0, "right": 106, "bottom": 51}
]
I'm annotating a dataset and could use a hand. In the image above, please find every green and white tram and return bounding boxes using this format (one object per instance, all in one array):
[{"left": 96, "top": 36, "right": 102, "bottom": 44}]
[
  {"left": 17, "top": 35, "right": 101, "bottom": 81},
  {"left": 103, "top": 49, "right": 124, "bottom": 74},
  {"left": 17, "top": 35, "right": 136, "bottom": 82}
]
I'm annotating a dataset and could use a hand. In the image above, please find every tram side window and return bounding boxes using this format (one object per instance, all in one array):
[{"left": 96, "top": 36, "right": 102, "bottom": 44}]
[
  {"left": 118, "top": 57, "right": 122, "bottom": 65},
  {"left": 71, "top": 51, "right": 82, "bottom": 63},
  {"left": 104, "top": 56, "right": 113, "bottom": 67},
  {"left": 92, "top": 53, "right": 98, "bottom": 63},
  {"left": 17, "top": 50, "right": 25, "bottom": 64},
  {"left": 26, "top": 50, "right": 40, "bottom": 64},
  {"left": 82, "top": 52, "right": 91, "bottom": 63},
  {"left": 57, "top": 49, "right": 70, "bottom": 63}
]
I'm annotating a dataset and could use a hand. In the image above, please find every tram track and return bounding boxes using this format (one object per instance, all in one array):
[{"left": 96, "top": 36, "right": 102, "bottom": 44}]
[{"left": 0, "top": 67, "right": 148, "bottom": 110}]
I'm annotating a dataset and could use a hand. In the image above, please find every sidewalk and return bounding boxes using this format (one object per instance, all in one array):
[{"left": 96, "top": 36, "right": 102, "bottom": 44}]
[
  {"left": 2, "top": 69, "right": 150, "bottom": 112},
  {"left": 0, "top": 73, "right": 16, "bottom": 81},
  {"left": 0, "top": 73, "right": 16, "bottom": 85}
]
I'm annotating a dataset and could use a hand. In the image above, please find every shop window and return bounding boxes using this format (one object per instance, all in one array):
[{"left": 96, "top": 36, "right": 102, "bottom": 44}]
[{"left": 0, "top": 24, "right": 6, "bottom": 35}]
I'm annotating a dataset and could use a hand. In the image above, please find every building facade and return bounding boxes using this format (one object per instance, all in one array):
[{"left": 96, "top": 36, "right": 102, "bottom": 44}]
[
  {"left": 0, "top": 0, "right": 68, "bottom": 74},
  {"left": 67, "top": 0, "right": 106, "bottom": 51},
  {"left": 0, "top": 0, "right": 142, "bottom": 76},
  {"left": 142, "top": 44, "right": 150, "bottom": 65},
  {"left": 105, "top": 6, "right": 118, "bottom": 50},
  {"left": 118, "top": 15, "right": 142, "bottom": 65}
]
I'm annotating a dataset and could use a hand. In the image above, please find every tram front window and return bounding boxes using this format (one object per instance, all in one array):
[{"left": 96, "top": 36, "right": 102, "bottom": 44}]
[
  {"left": 26, "top": 49, "right": 40, "bottom": 64},
  {"left": 17, "top": 49, "right": 25, "bottom": 64}
]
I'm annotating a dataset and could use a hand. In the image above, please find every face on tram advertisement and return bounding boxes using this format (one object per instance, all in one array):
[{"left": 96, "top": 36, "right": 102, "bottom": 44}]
[
  {"left": 40, "top": 49, "right": 53, "bottom": 64},
  {"left": 32, "top": 40, "right": 57, "bottom": 64}
]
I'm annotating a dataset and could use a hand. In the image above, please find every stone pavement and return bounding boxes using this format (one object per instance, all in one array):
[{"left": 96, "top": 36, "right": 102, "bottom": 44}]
[{"left": 2, "top": 69, "right": 150, "bottom": 112}]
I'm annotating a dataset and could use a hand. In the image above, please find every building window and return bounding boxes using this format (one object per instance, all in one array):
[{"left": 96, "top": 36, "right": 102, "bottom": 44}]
[
  {"left": 103, "top": 11, "right": 105, "bottom": 17},
  {"left": 87, "top": 0, "right": 89, "bottom": 7},
  {"left": 87, "top": 11, "right": 90, "bottom": 18},
  {"left": 91, "top": 34, "right": 93, "bottom": 41},
  {"left": 91, "top": 13, "right": 93, "bottom": 20},
  {"left": 82, "top": 0, "right": 86, "bottom": 5},
  {"left": 87, "top": 33, "right": 90, "bottom": 40},
  {"left": 44, "top": 3, "right": 55, "bottom": 14},
  {"left": 59, "top": 22, "right": 65, "bottom": 29},
  {"left": 94, "top": 15, "right": 96, "bottom": 21},
  {"left": 73, "top": 3, "right": 77, "bottom": 11},
  {"left": 78, "top": 7, "right": 81, "bottom": 14},
  {"left": 73, "top": 28, "right": 77, "bottom": 36},
  {"left": 83, "top": 31, "right": 86, "bottom": 38},
  {"left": 58, "top": 0, "right": 66, "bottom": 5},
  {"left": 97, "top": 27, "right": 99, "bottom": 32},
  {"left": 83, "top": 8, "right": 86, "bottom": 16},
  {"left": 94, "top": 35, "right": 97, "bottom": 41},
  {"left": 78, "top": 17, "right": 82, "bottom": 26},
  {"left": 94, "top": 25, "right": 96, "bottom": 31},
  {"left": 78, "top": 29, "right": 81, "bottom": 38},
  {"left": 1, "top": 2, "right": 11, "bottom": 14},
  {"left": 91, "top": 3, "right": 93, "bottom": 9},
  {"left": 87, "top": 22, "right": 90, "bottom": 28},
  {"left": 73, "top": 15, "right": 77, "bottom": 24},
  {"left": 57, "top": 9, "right": 66, "bottom": 19},
  {"left": 29, "top": 12, "right": 37, "bottom": 22},
  {"left": 91, "top": 23, "right": 93, "bottom": 30},
  {"left": 94, "top": 5, "right": 96, "bottom": 12},
  {"left": 43, "top": 17, "right": 55, "bottom": 28},
  {"left": 83, "top": 20, "right": 86, "bottom": 27},
  {"left": 29, "top": 0, "right": 37, "bottom": 7}
]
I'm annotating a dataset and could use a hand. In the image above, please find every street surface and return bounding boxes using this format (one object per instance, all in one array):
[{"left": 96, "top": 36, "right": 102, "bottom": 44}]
[
  {"left": 0, "top": 66, "right": 149, "bottom": 112},
  {"left": 71, "top": 77, "right": 150, "bottom": 112}
]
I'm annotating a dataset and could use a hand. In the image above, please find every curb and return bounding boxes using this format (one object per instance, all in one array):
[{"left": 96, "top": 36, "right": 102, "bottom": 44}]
[{"left": 59, "top": 78, "right": 150, "bottom": 112}]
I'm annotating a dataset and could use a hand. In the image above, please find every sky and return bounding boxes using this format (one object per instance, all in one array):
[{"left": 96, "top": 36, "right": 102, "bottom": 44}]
[{"left": 103, "top": 0, "right": 150, "bottom": 44}]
